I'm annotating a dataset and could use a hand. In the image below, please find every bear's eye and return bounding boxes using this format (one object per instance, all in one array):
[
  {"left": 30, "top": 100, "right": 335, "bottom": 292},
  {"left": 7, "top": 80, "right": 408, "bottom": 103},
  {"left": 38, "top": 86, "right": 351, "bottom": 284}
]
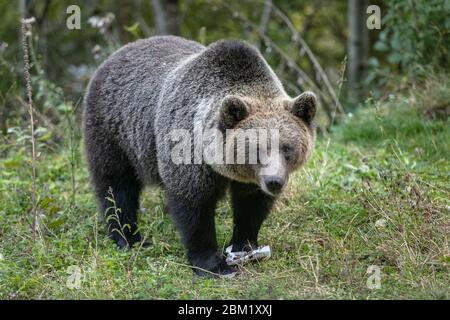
[{"left": 281, "top": 144, "right": 294, "bottom": 161}]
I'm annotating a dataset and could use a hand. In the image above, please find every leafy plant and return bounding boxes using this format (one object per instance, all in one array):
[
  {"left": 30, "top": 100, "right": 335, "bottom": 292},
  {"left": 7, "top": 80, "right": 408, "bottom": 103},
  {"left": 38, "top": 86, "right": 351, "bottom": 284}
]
[{"left": 373, "top": 0, "right": 449, "bottom": 77}]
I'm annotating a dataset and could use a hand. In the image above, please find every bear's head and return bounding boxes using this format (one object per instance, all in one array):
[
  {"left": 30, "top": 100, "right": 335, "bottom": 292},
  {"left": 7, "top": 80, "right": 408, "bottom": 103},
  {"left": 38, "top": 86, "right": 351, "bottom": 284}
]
[{"left": 215, "top": 91, "right": 317, "bottom": 197}]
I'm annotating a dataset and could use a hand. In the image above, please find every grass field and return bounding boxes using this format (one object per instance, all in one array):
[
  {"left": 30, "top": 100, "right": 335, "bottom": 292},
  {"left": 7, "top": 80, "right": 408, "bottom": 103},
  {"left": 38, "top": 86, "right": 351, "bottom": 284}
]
[{"left": 0, "top": 79, "right": 448, "bottom": 299}]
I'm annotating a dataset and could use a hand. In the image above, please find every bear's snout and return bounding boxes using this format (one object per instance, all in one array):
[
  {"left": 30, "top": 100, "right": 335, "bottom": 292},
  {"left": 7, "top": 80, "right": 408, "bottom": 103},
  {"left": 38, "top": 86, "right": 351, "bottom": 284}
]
[
  {"left": 257, "top": 152, "right": 288, "bottom": 196},
  {"left": 264, "top": 176, "right": 285, "bottom": 195}
]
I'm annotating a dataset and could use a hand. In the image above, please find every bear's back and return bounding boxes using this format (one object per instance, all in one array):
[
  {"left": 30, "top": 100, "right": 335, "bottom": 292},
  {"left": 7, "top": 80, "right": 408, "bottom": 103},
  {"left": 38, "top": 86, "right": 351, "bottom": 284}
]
[
  {"left": 83, "top": 36, "right": 205, "bottom": 184},
  {"left": 85, "top": 36, "right": 204, "bottom": 118}
]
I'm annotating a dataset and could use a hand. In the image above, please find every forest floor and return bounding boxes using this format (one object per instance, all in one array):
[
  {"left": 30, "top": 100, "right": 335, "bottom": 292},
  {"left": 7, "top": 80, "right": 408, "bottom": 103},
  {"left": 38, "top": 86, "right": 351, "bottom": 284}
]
[{"left": 0, "top": 78, "right": 449, "bottom": 299}]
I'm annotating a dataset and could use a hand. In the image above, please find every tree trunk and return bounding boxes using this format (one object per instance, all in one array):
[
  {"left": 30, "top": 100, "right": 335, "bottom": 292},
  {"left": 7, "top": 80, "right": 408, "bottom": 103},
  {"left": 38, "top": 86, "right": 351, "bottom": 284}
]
[
  {"left": 347, "top": 0, "right": 368, "bottom": 103},
  {"left": 258, "top": 0, "right": 272, "bottom": 50},
  {"left": 19, "top": 0, "right": 26, "bottom": 18},
  {"left": 151, "top": 0, "right": 180, "bottom": 35}
]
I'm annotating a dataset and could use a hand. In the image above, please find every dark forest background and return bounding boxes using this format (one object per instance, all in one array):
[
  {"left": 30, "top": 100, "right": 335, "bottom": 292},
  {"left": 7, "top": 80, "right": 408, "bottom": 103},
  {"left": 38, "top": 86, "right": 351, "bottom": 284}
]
[{"left": 1, "top": 0, "right": 448, "bottom": 133}]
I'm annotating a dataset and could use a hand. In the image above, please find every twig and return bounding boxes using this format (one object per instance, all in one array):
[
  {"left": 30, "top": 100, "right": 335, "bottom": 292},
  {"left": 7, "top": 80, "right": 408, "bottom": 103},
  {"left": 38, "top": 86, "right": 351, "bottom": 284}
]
[
  {"left": 16, "top": 96, "right": 65, "bottom": 140},
  {"left": 21, "top": 17, "right": 38, "bottom": 241},
  {"left": 221, "top": 3, "right": 324, "bottom": 93},
  {"left": 136, "top": 0, "right": 153, "bottom": 37},
  {"left": 330, "top": 56, "right": 347, "bottom": 127},
  {"left": 220, "top": 1, "right": 337, "bottom": 122},
  {"left": 270, "top": 4, "right": 345, "bottom": 115},
  {"left": 300, "top": 0, "right": 322, "bottom": 34},
  {"left": 257, "top": 0, "right": 272, "bottom": 49}
]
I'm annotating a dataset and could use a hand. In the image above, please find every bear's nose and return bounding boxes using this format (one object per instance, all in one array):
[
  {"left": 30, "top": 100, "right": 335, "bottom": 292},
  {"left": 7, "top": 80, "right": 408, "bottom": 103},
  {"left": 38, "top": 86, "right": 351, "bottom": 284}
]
[{"left": 264, "top": 176, "right": 284, "bottom": 195}]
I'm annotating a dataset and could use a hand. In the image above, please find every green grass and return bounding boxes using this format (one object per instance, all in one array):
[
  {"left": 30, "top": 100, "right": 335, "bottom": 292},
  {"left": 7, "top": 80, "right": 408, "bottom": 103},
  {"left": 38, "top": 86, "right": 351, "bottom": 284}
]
[{"left": 0, "top": 83, "right": 449, "bottom": 299}]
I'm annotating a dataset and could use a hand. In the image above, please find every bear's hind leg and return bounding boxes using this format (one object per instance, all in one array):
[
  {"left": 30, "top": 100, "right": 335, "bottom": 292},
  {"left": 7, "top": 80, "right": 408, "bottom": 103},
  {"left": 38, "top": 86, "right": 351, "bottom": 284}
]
[
  {"left": 88, "top": 143, "right": 143, "bottom": 249},
  {"left": 229, "top": 181, "right": 275, "bottom": 252},
  {"left": 101, "top": 174, "right": 143, "bottom": 249}
]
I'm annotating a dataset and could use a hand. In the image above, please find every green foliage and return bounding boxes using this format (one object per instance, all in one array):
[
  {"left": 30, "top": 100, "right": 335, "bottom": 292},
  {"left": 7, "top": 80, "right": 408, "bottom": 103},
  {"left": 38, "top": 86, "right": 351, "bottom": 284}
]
[{"left": 372, "top": 0, "right": 449, "bottom": 77}]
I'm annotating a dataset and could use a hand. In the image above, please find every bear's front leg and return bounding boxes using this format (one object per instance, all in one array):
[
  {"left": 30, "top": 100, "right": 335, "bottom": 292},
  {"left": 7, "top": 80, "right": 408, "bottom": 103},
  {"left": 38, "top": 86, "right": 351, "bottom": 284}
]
[
  {"left": 167, "top": 193, "right": 237, "bottom": 277},
  {"left": 229, "top": 181, "right": 276, "bottom": 252}
]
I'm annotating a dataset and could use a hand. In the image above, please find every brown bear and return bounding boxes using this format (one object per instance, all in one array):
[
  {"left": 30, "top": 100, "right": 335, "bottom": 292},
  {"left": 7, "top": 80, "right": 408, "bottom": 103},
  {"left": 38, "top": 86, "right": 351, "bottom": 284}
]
[{"left": 83, "top": 36, "right": 316, "bottom": 277}]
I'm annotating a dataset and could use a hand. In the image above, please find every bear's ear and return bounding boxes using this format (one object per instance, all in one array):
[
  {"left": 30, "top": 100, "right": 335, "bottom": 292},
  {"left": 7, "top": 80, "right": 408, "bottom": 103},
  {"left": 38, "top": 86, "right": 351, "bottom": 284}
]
[
  {"left": 286, "top": 91, "right": 317, "bottom": 124},
  {"left": 219, "top": 95, "right": 250, "bottom": 129}
]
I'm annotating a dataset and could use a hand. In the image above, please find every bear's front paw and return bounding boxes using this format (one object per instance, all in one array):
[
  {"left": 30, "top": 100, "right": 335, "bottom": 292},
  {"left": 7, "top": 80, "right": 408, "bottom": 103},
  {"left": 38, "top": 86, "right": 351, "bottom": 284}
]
[
  {"left": 110, "top": 231, "right": 148, "bottom": 250},
  {"left": 230, "top": 240, "right": 258, "bottom": 253},
  {"left": 191, "top": 253, "right": 239, "bottom": 278}
]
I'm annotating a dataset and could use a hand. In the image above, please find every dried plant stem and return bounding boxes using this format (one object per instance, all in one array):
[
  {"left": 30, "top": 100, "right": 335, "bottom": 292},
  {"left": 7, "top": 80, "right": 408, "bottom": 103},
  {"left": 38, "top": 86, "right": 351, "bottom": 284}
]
[
  {"left": 330, "top": 56, "right": 348, "bottom": 127},
  {"left": 271, "top": 5, "right": 345, "bottom": 115},
  {"left": 21, "top": 18, "right": 38, "bottom": 241}
]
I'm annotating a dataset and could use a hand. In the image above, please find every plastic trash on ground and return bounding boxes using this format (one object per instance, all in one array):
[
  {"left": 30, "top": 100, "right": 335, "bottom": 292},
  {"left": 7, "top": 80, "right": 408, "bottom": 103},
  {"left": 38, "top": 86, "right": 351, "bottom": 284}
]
[{"left": 225, "top": 245, "right": 271, "bottom": 266}]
